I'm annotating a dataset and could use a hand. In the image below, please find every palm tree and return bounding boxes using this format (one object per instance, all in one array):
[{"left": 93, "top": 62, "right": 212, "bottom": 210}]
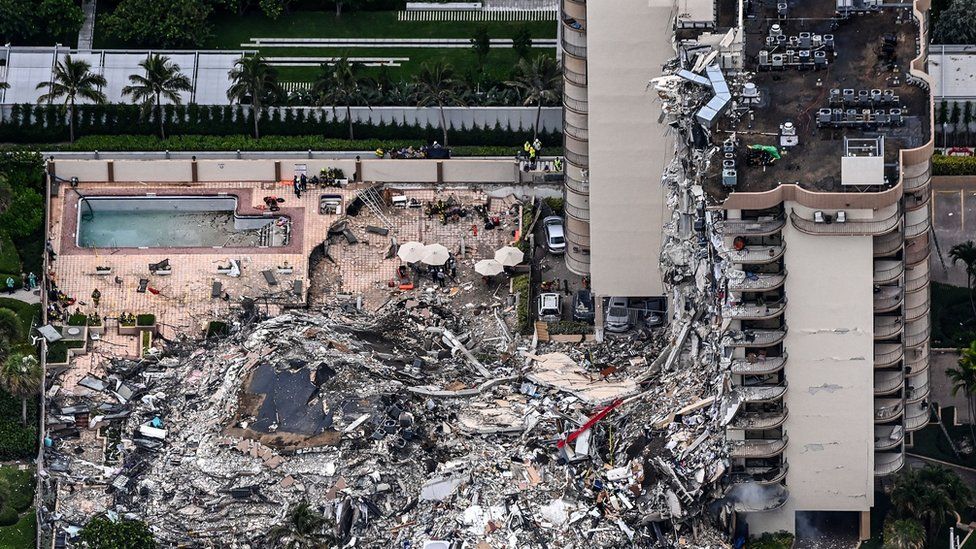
[
  {"left": 890, "top": 465, "right": 973, "bottom": 545},
  {"left": 121, "top": 54, "right": 192, "bottom": 139},
  {"left": 882, "top": 518, "right": 925, "bottom": 549},
  {"left": 0, "top": 352, "right": 40, "bottom": 425},
  {"left": 227, "top": 55, "right": 283, "bottom": 139},
  {"left": 412, "top": 61, "right": 466, "bottom": 147},
  {"left": 946, "top": 343, "right": 976, "bottom": 454},
  {"left": 313, "top": 58, "right": 372, "bottom": 140},
  {"left": 505, "top": 54, "right": 562, "bottom": 142},
  {"left": 36, "top": 55, "right": 108, "bottom": 143},
  {"left": 264, "top": 501, "right": 336, "bottom": 548},
  {"left": 949, "top": 240, "right": 976, "bottom": 316}
]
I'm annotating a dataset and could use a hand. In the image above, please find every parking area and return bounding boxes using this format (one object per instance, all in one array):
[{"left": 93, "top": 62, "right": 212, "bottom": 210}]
[{"left": 932, "top": 179, "right": 976, "bottom": 287}]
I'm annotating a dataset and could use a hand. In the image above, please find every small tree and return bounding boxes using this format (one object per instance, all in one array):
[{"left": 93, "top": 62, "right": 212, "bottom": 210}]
[
  {"left": 947, "top": 340, "right": 976, "bottom": 446},
  {"left": 79, "top": 517, "right": 157, "bottom": 549},
  {"left": 265, "top": 501, "right": 336, "bottom": 547},
  {"left": 0, "top": 308, "right": 24, "bottom": 345},
  {"left": 121, "top": 54, "right": 192, "bottom": 139},
  {"left": 950, "top": 101, "right": 962, "bottom": 138},
  {"left": 470, "top": 26, "right": 491, "bottom": 67},
  {"left": 227, "top": 55, "right": 283, "bottom": 139},
  {"left": 35, "top": 55, "right": 108, "bottom": 143},
  {"left": 890, "top": 465, "right": 973, "bottom": 545},
  {"left": 938, "top": 100, "right": 949, "bottom": 144},
  {"left": 933, "top": 0, "right": 976, "bottom": 44},
  {"left": 505, "top": 54, "right": 563, "bottom": 141},
  {"left": 412, "top": 62, "right": 467, "bottom": 147},
  {"left": 964, "top": 101, "right": 973, "bottom": 146},
  {"left": 512, "top": 26, "right": 533, "bottom": 60},
  {"left": 0, "top": 353, "right": 40, "bottom": 425},
  {"left": 882, "top": 518, "right": 925, "bottom": 549},
  {"left": 0, "top": 186, "right": 43, "bottom": 238},
  {"left": 313, "top": 58, "right": 373, "bottom": 140},
  {"left": 949, "top": 240, "right": 976, "bottom": 316}
]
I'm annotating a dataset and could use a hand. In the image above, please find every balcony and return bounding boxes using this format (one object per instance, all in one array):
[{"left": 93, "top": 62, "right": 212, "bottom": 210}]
[
  {"left": 875, "top": 343, "right": 904, "bottom": 368},
  {"left": 561, "top": 20, "right": 587, "bottom": 59},
  {"left": 875, "top": 450, "right": 906, "bottom": 476},
  {"left": 904, "top": 402, "right": 930, "bottom": 431},
  {"left": 902, "top": 160, "right": 931, "bottom": 192},
  {"left": 874, "top": 315, "right": 904, "bottom": 340},
  {"left": 790, "top": 209, "right": 901, "bottom": 236},
  {"left": 731, "top": 355, "right": 787, "bottom": 375},
  {"left": 564, "top": 146, "right": 588, "bottom": 169},
  {"left": 874, "top": 286, "right": 904, "bottom": 313},
  {"left": 564, "top": 251, "right": 590, "bottom": 275},
  {"left": 905, "top": 346, "right": 929, "bottom": 375},
  {"left": 564, "top": 188, "right": 589, "bottom": 222},
  {"left": 904, "top": 208, "right": 930, "bottom": 239},
  {"left": 875, "top": 398, "right": 904, "bottom": 423},
  {"left": 564, "top": 118, "right": 588, "bottom": 141},
  {"left": 737, "top": 382, "right": 788, "bottom": 403},
  {"left": 905, "top": 262, "right": 929, "bottom": 293},
  {"left": 905, "top": 288, "right": 930, "bottom": 322},
  {"left": 565, "top": 162, "right": 588, "bottom": 194},
  {"left": 563, "top": 92, "right": 588, "bottom": 115},
  {"left": 728, "top": 271, "right": 787, "bottom": 292},
  {"left": 715, "top": 217, "right": 785, "bottom": 236},
  {"left": 724, "top": 328, "right": 788, "bottom": 348},
  {"left": 905, "top": 232, "right": 930, "bottom": 266},
  {"left": 875, "top": 425, "right": 905, "bottom": 450},
  {"left": 874, "top": 370, "right": 904, "bottom": 395},
  {"left": 563, "top": 64, "right": 587, "bottom": 87},
  {"left": 874, "top": 230, "right": 904, "bottom": 257},
  {"left": 725, "top": 483, "right": 790, "bottom": 512},
  {"left": 731, "top": 407, "right": 789, "bottom": 430},
  {"left": 730, "top": 462, "right": 789, "bottom": 485},
  {"left": 730, "top": 435, "right": 789, "bottom": 459},
  {"left": 723, "top": 299, "right": 786, "bottom": 321},
  {"left": 906, "top": 370, "right": 930, "bottom": 403},
  {"left": 874, "top": 260, "right": 904, "bottom": 285},
  {"left": 905, "top": 187, "right": 931, "bottom": 211},
  {"left": 905, "top": 317, "right": 929, "bottom": 348},
  {"left": 727, "top": 245, "right": 786, "bottom": 264}
]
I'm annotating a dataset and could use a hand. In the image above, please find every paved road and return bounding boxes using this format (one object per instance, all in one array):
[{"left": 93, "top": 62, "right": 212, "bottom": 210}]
[{"left": 932, "top": 179, "right": 976, "bottom": 287}]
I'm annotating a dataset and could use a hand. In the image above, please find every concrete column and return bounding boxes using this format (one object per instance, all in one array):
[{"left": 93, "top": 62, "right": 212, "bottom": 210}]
[
  {"left": 859, "top": 511, "right": 870, "bottom": 541},
  {"left": 107, "top": 161, "right": 114, "bottom": 183}
]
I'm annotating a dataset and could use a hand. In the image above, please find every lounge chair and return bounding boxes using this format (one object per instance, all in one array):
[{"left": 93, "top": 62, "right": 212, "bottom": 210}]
[{"left": 262, "top": 270, "right": 278, "bottom": 286}]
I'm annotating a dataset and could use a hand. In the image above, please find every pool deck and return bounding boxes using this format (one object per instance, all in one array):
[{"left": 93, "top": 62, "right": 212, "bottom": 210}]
[{"left": 47, "top": 179, "right": 521, "bottom": 386}]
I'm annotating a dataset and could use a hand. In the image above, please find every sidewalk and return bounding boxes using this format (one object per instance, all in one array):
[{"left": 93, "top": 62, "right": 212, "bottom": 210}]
[
  {"left": 0, "top": 288, "right": 41, "bottom": 305},
  {"left": 77, "top": 0, "right": 96, "bottom": 50}
]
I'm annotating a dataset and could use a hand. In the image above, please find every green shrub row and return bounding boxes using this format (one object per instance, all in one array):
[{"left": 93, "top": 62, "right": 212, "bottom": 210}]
[
  {"left": 513, "top": 274, "right": 531, "bottom": 334},
  {"left": 0, "top": 103, "right": 561, "bottom": 146},
  {"left": 933, "top": 154, "right": 976, "bottom": 176},
  {"left": 0, "top": 390, "right": 37, "bottom": 460},
  {"left": 36, "top": 135, "right": 562, "bottom": 157}
]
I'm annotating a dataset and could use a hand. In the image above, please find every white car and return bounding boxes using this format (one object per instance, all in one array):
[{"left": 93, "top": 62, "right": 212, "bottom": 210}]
[
  {"left": 543, "top": 216, "right": 566, "bottom": 254},
  {"left": 604, "top": 296, "right": 631, "bottom": 333},
  {"left": 537, "top": 292, "right": 563, "bottom": 321}
]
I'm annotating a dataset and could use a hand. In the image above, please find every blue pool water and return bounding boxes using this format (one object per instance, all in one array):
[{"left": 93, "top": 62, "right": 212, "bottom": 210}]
[{"left": 77, "top": 196, "right": 278, "bottom": 248}]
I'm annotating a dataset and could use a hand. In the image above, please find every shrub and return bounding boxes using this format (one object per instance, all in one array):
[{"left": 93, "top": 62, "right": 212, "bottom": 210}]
[
  {"left": 45, "top": 341, "right": 68, "bottom": 363},
  {"left": 0, "top": 389, "right": 37, "bottom": 459},
  {"left": 67, "top": 313, "right": 88, "bottom": 326},
  {"left": 80, "top": 517, "right": 157, "bottom": 549},
  {"left": 0, "top": 506, "right": 17, "bottom": 527},
  {"left": 136, "top": 314, "right": 156, "bottom": 326},
  {"left": 933, "top": 154, "right": 976, "bottom": 176},
  {"left": 543, "top": 197, "right": 564, "bottom": 216},
  {"left": 749, "top": 531, "right": 795, "bottom": 549},
  {"left": 513, "top": 274, "right": 531, "bottom": 333},
  {"left": 548, "top": 320, "right": 592, "bottom": 335},
  {"left": 0, "top": 187, "right": 43, "bottom": 239},
  {"left": 0, "top": 308, "right": 24, "bottom": 344},
  {"left": 0, "top": 231, "right": 21, "bottom": 274}
]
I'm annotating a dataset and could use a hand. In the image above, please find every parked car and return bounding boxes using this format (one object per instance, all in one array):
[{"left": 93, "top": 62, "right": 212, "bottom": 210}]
[
  {"left": 542, "top": 216, "right": 566, "bottom": 254},
  {"left": 573, "top": 290, "right": 595, "bottom": 323},
  {"left": 537, "top": 292, "right": 563, "bottom": 322},
  {"left": 604, "top": 296, "right": 631, "bottom": 333}
]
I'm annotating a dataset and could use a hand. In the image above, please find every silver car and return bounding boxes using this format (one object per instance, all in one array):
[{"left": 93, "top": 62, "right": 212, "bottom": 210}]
[
  {"left": 604, "top": 296, "right": 631, "bottom": 333},
  {"left": 543, "top": 216, "right": 566, "bottom": 254}
]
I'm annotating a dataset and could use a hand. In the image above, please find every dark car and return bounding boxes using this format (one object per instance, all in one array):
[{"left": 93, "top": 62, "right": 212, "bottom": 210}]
[{"left": 573, "top": 290, "right": 595, "bottom": 323}]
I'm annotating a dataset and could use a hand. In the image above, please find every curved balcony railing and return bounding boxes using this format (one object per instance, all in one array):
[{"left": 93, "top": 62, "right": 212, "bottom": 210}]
[
  {"left": 874, "top": 315, "right": 904, "bottom": 340},
  {"left": 905, "top": 289, "right": 929, "bottom": 322},
  {"left": 874, "top": 230, "right": 904, "bottom": 257},
  {"left": 727, "top": 245, "right": 786, "bottom": 264},
  {"left": 563, "top": 65, "right": 587, "bottom": 87},
  {"left": 564, "top": 148, "right": 588, "bottom": 169},
  {"left": 723, "top": 328, "right": 788, "bottom": 348},
  {"left": 875, "top": 343, "right": 904, "bottom": 368},
  {"left": 737, "top": 382, "right": 788, "bottom": 403},
  {"left": 905, "top": 263, "right": 929, "bottom": 293},
  {"left": 905, "top": 219, "right": 929, "bottom": 239},
  {"left": 730, "top": 462, "right": 789, "bottom": 485},
  {"left": 875, "top": 370, "right": 905, "bottom": 395},
  {"left": 564, "top": 252, "right": 590, "bottom": 275},
  {"left": 906, "top": 370, "right": 930, "bottom": 402},
  {"left": 875, "top": 425, "right": 905, "bottom": 451},
  {"left": 902, "top": 162, "right": 932, "bottom": 192},
  {"left": 905, "top": 346, "right": 929, "bottom": 375},
  {"left": 875, "top": 450, "right": 906, "bottom": 476},
  {"left": 715, "top": 217, "right": 785, "bottom": 236},
  {"left": 723, "top": 299, "right": 787, "bottom": 321},
  {"left": 561, "top": 20, "right": 587, "bottom": 59},
  {"left": 874, "top": 286, "right": 904, "bottom": 313},
  {"left": 874, "top": 260, "right": 904, "bottom": 285},
  {"left": 726, "top": 483, "right": 790, "bottom": 512},
  {"left": 905, "top": 187, "right": 931, "bottom": 211},
  {"left": 904, "top": 403, "right": 930, "bottom": 431},
  {"left": 790, "top": 210, "right": 901, "bottom": 236},
  {"left": 905, "top": 317, "right": 929, "bottom": 348},
  {"left": 564, "top": 119, "right": 588, "bottom": 141},
  {"left": 905, "top": 233, "right": 931, "bottom": 266},
  {"left": 728, "top": 271, "right": 787, "bottom": 292},
  {"left": 565, "top": 164, "right": 588, "bottom": 194},
  {"left": 875, "top": 399, "right": 905, "bottom": 422},
  {"left": 564, "top": 194, "right": 589, "bottom": 221},
  {"left": 730, "top": 435, "right": 789, "bottom": 459},
  {"left": 731, "top": 407, "right": 789, "bottom": 430},
  {"left": 731, "top": 354, "right": 787, "bottom": 375},
  {"left": 566, "top": 0, "right": 586, "bottom": 5},
  {"left": 563, "top": 93, "right": 588, "bottom": 114}
]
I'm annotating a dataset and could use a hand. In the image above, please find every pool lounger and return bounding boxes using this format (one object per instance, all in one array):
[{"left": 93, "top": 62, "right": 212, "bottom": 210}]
[
  {"left": 262, "top": 270, "right": 279, "bottom": 286},
  {"left": 212, "top": 281, "right": 222, "bottom": 299},
  {"left": 293, "top": 279, "right": 302, "bottom": 297},
  {"left": 137, "top": 279, "right": 149, "bottom": 293}
]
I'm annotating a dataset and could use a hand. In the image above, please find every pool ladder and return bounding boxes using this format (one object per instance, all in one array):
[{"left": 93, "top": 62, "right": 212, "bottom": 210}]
[{"left": 258, "top": 224, "right": 272, "bottom": 247}]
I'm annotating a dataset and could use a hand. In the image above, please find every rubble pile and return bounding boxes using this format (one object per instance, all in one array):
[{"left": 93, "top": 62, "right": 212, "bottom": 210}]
[{"left": 42, "top": 282, "right": 743, "bottom": 547}]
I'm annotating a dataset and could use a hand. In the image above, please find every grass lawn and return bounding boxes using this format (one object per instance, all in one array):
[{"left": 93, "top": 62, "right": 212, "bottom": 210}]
[
  {"left": 204, "top": 10, "right": 556, "bottom": 47},
  {"left": 0, "top": 510, "right": 35, "bottom": 549},
  {"left": 931, "top": 282, "right": 976, "bottom": 348},
  {"left": 0, "top": 298, "right": 40, "bottom": 339}
]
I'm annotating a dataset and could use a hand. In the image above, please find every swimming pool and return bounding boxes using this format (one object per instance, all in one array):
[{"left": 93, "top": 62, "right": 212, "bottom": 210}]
[{"left": 76, "top": 196, "right": 288, "bottom": 248}]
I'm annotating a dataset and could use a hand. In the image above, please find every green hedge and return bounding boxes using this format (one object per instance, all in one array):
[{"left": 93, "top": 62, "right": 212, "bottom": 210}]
[
  {"left": 0, "top": 103, "right": 561, "bottom": 147},
  {"left": 513, "top": 274, "right": 531, "bottom": 334},
  {"left": 34, "top": 135, "right": 561, "bottom": 157},
  {"left": 0, "top": 232, "right": 19, "bottom": 275},
  {"left": 933, "top": 154, "right": 976, "bottom": 176},
  {"left": 0, "top": 390, "right": 37, "bottom": 460}
]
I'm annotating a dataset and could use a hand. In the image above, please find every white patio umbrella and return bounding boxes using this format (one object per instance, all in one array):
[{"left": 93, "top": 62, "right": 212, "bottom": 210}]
[
  {"left": 494, "top": 246, "right": 524, "bottom": 267},
  {"left": 474, "top": 259, "right": 505, "bottom": 276},
  {"left": 397, "top": 241, "right": 426, "bottom": 263},
  {"left": 421, "top": 243, "right": 451, "bottom": 266}
]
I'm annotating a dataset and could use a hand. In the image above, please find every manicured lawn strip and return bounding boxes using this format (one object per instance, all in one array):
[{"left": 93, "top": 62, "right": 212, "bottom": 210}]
[{"left": 0, "top": 509, "right": 35, "bottom": 548}]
